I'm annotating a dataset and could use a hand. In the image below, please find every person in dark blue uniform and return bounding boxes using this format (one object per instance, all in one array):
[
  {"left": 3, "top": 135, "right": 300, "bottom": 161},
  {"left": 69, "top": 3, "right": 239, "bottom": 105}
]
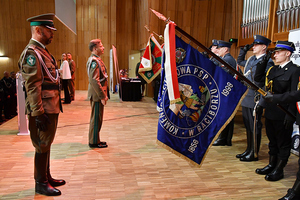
[
  {"left": 254, "top": 41, "right": 300, "bottom": 182},
  {"left": 213, "top": 40, "right": 237, "bottom": 146},
  {"left": 262, "top": 75, "right": 300, "bottom": 199},
  {"left": 236, "top": 35, "right": 273, "bottom": 161},
  {"left": 262, "top": 79, "right": 300, "bottom": 199}
]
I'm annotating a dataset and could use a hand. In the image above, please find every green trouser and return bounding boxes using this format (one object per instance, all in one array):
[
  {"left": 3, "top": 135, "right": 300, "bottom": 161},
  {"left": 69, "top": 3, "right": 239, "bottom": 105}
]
[
  {"left": 89, "top": 101, "right": 104, "bottom": 145},
  {"left": 29, "top": 114, "right": 59, "bottom": 153}
]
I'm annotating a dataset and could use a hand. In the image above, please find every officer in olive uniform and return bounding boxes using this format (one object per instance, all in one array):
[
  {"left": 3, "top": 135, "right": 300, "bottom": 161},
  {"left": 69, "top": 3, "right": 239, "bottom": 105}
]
[
  {"left": 254, "top": 41, "right": 300, "bottom": 182},
  {"left": 67, "top": 52, "right": 76, "bottom": 101},
  {"left": 213, "top": 40, "right": 237, "bottom": 146},
  {"left": 86, "top": 39, "right": 109, "bottom": 148},
  {"left": 18, "top": 13, "right": 65, "bottom": 196},
  {"left": 236, "top": 35, "right": 273, "bottom": 162}
]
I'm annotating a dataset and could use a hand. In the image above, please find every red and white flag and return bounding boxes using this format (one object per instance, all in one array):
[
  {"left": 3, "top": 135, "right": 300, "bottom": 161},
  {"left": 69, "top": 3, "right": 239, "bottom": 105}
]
[
  {"left": 164, "top": 22, "right": 181, "bottom": 113},
  {"left": 139, "top": 34, "right": 162, "bottom": 83}
]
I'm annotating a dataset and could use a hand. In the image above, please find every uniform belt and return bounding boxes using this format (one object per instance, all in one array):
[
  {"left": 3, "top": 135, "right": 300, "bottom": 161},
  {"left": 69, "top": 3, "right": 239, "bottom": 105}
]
[{"left": 42, "top": 85, "right": 59, "bottom": 90}]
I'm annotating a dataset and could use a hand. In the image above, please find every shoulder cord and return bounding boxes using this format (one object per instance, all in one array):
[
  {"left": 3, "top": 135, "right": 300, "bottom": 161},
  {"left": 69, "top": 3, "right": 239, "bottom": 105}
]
[
  {"left": 33, "top": 49, "right": 59, "bottom": 83},
  {"left": 265, "top": 66, "right": 274, "bottom": 92},
  {"left": 87, "top": 57, "right": 108, "bottom": 82}
]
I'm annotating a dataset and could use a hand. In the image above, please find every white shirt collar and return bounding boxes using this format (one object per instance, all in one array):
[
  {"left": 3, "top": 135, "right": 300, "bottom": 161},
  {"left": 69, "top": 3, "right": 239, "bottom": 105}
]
[
  {"left": 256, "top": 54, "right": 265, "bottom": 60},
  {"left": 280, "top": 61, "right": 291, "bottom": 68},
  {"left": 31, "top": 38, "right": 46, "bottom": 49}
]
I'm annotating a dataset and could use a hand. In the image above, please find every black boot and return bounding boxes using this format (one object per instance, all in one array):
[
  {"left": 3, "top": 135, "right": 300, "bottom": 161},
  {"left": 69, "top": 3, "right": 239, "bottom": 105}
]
[
  {"left": 265, "top": 159, "right": 287, "bottom": 181},
  {"left": 226, "top": 119, "right": 234, "bottom": 146},
  {"left": 279, "top": 179, "right": 300, "bottom": 200},
  {"left": 240, "top": 130, "right": 258, "bottom": 162},
  {"left": 47, "top": 152, "right": 66, "bottom": 187},
  {"left": 236, "top": 130, "right": 251, "bottom": 158},
  {"left": 34, "top": 152, "right": 61, "bottom": 196},
  {"left": 256, "top": 155, "right": 277, "bottom": 175},
  {"left": 213, "top": 130, "right": 228, "bottom": 146}
]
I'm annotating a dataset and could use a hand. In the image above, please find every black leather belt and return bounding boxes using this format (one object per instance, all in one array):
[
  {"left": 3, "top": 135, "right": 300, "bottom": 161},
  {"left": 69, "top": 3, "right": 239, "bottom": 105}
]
[{"left": 42, "top": 84, "right": 59, "bottom": 90}]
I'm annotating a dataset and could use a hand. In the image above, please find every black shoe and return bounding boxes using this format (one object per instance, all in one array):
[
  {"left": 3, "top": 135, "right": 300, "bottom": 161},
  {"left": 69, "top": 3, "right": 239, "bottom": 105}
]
[
  {"left": 236, "top": 150, "right": 250, "bottom": 158},
  {"left": 256, "top": 165, "right": 275, "bottom": 175},
  {"left": 265, "top": 160, "right": 287, "bottom": 181},
  {"left": 239, "top": 152, "right": 258, "bottom": 162},
  {"left": 35, "top": 181, "right": 61, "bottom": 196},
  {"left": 212, "top": 139, "right": 227, "bottom": 146},
  {"left": 89, "top": 143, "right": 108, "bottom": 148},
  {"left": 265, "top": 170, "right": 284, "bottom": 181},
  {"left": 48, "top": 177, "right": 66, "bottom": 187},
  {"left": 256, "top": 155, "right": 277, "bottom": 175},
  {"left": 62, "top": 102, "right": 71, "bottom": 104},
  {"left": 279, "top": 188, "right": 300, "bottom": 200}
]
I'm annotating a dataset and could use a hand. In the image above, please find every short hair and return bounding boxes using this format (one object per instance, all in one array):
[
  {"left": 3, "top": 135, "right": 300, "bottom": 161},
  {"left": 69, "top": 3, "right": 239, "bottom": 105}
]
[{"left": 89, "top": 39, "right": 101, "bottom": 52}]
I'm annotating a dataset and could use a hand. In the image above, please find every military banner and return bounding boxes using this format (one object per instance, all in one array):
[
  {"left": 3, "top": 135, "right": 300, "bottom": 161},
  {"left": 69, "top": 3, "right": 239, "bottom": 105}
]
[
  {"left": 157, "top": 25, "right": 248, "bottom": 166},
  {"left": 139, "top": 34, "right": 162, "bottom": 84}
]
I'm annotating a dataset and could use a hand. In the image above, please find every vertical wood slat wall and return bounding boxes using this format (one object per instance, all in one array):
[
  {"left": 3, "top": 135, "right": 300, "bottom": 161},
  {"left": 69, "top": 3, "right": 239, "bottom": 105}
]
[{"left": 0, "top": 0, "right": 241, "bottom": 91}]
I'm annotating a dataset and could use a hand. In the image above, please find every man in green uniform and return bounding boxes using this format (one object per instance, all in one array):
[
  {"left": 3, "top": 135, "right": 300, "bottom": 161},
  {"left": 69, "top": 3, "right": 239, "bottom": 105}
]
[
  {"left": 18, "top": 13, "right": 65, "bottom": 196},
  {"left": 86, "top": 39, "right": 109, "bottom": 148},
  {"left": 67, "top": 52, "right": 76, "bottom": 101}
]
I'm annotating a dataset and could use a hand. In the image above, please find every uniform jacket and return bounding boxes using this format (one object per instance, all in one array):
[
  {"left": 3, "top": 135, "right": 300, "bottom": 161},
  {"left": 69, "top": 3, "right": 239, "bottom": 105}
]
[
  {"left": 86, "top": 54, "right": 108, "bottom": 102},
  {"left": 18, "top": 39, "right": 61, "bottom": 116},
  {"left": 237, "top": 51, "right": 274, "bottom": 108},
  {"left": 257, "top": 61, "right": 300, "bottom": 121},
  {"left": 222, "top": 53, "right": 237, "bottom": 69}
]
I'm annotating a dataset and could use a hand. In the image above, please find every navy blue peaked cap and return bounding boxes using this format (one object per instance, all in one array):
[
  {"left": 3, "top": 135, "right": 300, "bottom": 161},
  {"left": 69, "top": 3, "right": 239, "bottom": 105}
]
[
  {"left": 217, "top": 40, "right": 232, "bottom": 48},
  {"left": 212, "top": 39, "right": 218, "bottom": 46},
  {"left": 253, "top": 35, "right": 271, "bottom": 45},
  {"left": 274, "top": 41, "right": 295, "bottom": 52}
]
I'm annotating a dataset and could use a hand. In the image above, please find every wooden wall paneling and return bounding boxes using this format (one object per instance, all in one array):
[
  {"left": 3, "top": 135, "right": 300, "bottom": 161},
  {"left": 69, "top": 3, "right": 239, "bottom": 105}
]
[
  {"left": 137, "top": 0, "right": 148, "bottom": 50},
  {"left": 192, "top": 0, "right": 209, "bottom": 47},
  {"left": 230, "top": 0, "right": 241, "bottom": 58},
  {"left": 0, "top": 0, "right": 56, "bottom": 78}
]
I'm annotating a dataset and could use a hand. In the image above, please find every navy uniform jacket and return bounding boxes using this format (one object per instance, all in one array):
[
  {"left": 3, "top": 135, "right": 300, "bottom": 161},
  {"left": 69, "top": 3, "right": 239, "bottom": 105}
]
[
  {"left": 255, "top": 61, "right": 300, "bottom": 121},
  {"left": 213, "top": 53, "right": 237, "bottom": 75},
  {"left": 222, "top": 53, "right": 237, "bottom": 69},
  {"left": 238, "top": 52, "right": 274, "bottom": 108}
]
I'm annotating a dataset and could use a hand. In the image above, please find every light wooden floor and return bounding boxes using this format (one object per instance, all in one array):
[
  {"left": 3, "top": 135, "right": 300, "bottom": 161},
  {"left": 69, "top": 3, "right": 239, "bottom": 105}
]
[{"left": 0, "top": 90, "right": 298, "bottom": 200}]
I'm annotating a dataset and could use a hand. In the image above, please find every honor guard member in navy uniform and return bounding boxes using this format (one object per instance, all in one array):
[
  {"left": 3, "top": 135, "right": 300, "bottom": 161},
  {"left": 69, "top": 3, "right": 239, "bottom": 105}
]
[
  {"left": 254, "top": 41, "right": 300, "bottom": 182},
  {"left": 260, "top": 67, "right": 300, "bottom": 199},
  {"left": 86, "top": 39, "right": 109, "bottom": 148},
  {"left": 236, "top": 35, "right": 273, "bottom": 161},
  {"left": 209, "top": 39, "right": 221, "bottom": 66},
  {"left": 213, "top": 40, "right": 237, "bottom": 146},
  {"left": 18, "top": 13, "right": 65, "bottom": 196}
]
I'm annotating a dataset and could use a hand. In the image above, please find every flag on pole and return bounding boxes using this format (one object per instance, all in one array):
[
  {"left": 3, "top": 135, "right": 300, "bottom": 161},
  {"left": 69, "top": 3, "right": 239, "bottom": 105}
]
[
  {"left": 139, "top": 34, "right": 163, "bottom": 84},
  {"left": 157, "top": 23, "right": 248, "bottom": 166}
]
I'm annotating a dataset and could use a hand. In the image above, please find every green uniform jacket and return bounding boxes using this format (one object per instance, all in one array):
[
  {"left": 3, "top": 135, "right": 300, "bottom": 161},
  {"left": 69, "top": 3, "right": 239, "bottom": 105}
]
[
  {"left": 86, "top": 54, "right": 108, "bottom": 102},
  {"left": 18, "top": 39, "right": 61, "bottom": 116}
]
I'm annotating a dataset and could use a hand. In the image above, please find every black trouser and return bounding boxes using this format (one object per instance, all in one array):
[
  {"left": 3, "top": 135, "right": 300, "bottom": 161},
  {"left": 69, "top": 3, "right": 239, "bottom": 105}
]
[
  {"left": 62, "top": 79, "right": 71, "bottom": 103},
  {"left": 242, "top": 106, "right": 262, "bottom": 151},
  {"left": 265, "top": 118, "right": 293, "bottom": 161}
]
